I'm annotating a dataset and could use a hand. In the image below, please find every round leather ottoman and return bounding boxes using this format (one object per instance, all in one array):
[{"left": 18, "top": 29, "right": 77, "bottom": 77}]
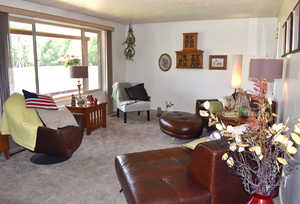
[{"left": 159, "top": 111, "right": 203, "bottom": 139}]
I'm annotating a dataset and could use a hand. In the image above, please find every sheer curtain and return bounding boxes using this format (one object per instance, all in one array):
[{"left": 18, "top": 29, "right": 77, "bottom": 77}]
[
  {"left": 106, "top": 31, "right": 113, "bottom": 114},
  {"left": 0, "top": 12, "right": 10, "bottom": 118}
]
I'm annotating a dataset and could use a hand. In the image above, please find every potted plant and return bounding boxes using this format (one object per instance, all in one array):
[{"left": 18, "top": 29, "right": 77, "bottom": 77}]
[
  {"left": 200, "top": 79, "right": 300, "bottom": 204},
  {"left": 64, "top": 55, "right": 81, "bottom": 68}
]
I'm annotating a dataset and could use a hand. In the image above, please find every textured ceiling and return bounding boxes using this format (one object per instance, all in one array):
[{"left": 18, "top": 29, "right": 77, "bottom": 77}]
[{"left": 23, "top": 0, "right": 284, "bottom": 24}]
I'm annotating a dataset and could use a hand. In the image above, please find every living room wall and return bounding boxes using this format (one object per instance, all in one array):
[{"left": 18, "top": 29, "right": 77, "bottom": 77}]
[
  {"left": 277, "top": 1, "right": 300, "bottom": 204},
  {"left": 126, "top": 18, "right": 277, "bottom": 112}
]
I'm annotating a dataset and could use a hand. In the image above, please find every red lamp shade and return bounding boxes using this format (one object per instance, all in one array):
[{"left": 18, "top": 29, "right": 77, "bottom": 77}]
[
  {"left": 249, "top": 59, "right": 283, "bottom": 81},
  {"left": 70, "top": 66, "right": 88, "bottom": 78}
]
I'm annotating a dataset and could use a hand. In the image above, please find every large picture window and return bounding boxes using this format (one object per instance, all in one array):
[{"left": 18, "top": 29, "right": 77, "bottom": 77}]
[
  {"left": 9, "top": 19, "right": 103, "bottom": 98},
  {"left": 9, "top": 21, "right": 36, "bottom": 93}
]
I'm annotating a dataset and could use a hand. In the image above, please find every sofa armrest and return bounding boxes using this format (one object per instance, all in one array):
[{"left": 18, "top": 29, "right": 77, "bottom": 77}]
[{"left": 188, "top": 140, "right": 248, "bottom": 204}]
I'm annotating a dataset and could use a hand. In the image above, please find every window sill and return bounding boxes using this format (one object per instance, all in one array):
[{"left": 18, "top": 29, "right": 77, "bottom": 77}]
[{"left": 54, "top": 89, "right": 102, "bottom": 103}]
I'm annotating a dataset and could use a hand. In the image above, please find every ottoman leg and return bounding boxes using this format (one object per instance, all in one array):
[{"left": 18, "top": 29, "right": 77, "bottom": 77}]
[{"left": 124, "top": 112, "right": 127, "bottom": 123}]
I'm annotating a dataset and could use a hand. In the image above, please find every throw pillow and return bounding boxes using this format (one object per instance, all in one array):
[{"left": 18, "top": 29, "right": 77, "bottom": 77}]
[
  {"left": 125, "top": 87, "right": 136, "bottom": 100},
  {"left": 37, "top": 107, "right": 78, "bottom": 130},
  {"left": 125, "top": 83, "right": 150, "bottom": 101},
  {"left": 201, "top": 101, "right": 223, "bottom": 114},
  {"left": 22, "top": 89, "right": 58, "bottom": 110}
]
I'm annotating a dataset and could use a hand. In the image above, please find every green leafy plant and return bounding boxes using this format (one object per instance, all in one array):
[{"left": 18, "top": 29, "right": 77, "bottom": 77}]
[{"left": 64, "top": 55, "right": 81, "bottom": 68}]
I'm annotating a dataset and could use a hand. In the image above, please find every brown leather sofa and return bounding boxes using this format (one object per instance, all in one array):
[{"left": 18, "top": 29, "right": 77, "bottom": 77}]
[{"left": 115, "top": 141, "right": 248, "bottom": 204}]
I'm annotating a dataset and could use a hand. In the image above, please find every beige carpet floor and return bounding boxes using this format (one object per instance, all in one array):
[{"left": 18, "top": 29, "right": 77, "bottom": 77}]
[
  {"left": 0, "top": 112, "right": 191, "bottom": 204},
  {"left": 0, "top": 112, "right": 280, "bottom": 204}
]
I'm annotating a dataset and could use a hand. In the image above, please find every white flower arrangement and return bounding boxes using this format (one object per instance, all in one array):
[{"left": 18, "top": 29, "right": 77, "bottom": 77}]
[{"left": 200, "top": 80, "right": 300, "bottom": 195}]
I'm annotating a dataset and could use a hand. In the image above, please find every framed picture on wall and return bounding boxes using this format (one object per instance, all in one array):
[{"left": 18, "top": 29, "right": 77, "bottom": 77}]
[
  {"left": 158, "top": 53, "right": 172, "bottom": 72},
  {"left": 286, "top": 14, "right": 293, "bottom": 54},
  {"left": 209, "top": 55, "right": 227, "bottom": 70},
  {"left": 292, "top": 3, "right": 300, "bottom": 52},
  {"left": 282, "top": 22, "right": 287, "bottom": 57}
]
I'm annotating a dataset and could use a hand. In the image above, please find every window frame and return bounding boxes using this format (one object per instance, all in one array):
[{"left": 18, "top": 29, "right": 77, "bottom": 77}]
[{"left": 8, "top": 16, "right": 103, "bottom": 97}]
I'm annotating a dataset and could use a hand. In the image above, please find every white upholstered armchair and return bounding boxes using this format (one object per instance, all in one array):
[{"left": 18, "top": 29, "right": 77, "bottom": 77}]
[{"left": 112, "top": 82, "right": 151, "bottom": 123}]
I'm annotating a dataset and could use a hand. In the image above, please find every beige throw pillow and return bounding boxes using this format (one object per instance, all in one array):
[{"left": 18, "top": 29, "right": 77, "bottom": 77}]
[{"left": 37, "top": 107, "right": 78, "bottom": 130}]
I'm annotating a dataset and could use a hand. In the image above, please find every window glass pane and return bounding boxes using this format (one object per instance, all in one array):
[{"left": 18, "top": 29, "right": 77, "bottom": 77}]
[
  {"left": 36, "top": 24, "right": 82, "bottom": 97},
  {"left": 86, "top": 31, "right": 100, "bottom": 90},
  {"left": 36, "top": 23, "right": 81, "bottom": 36},
  {"left": 9, "top": 21, "right": 36, "bottom": 93},
  {"left": 10, "top": 21, "right": 32, "bottom": 31}
]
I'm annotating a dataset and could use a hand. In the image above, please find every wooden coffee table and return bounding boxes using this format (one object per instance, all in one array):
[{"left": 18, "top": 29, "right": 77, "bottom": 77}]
[{"left": 66, "top": 103, "right": 107, "bottom": 135}]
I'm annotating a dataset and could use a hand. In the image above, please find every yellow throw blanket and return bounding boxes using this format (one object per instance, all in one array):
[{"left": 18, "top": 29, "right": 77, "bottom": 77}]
[{"left": 0, "top": 93, "right": 43, "bottom": 151}]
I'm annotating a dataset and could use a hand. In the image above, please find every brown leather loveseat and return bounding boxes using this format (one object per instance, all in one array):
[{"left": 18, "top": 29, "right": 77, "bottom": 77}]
[{"left": 115, "top": 141, "right": 248, "bottom": 204}]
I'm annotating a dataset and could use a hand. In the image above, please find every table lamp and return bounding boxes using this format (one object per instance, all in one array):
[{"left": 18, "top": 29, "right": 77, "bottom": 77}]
[
  {"left": 249, "top": 59, "right": 283, "bottom": 82},
  {"left": 70, "top": 66, "right": 88, "bottom": 98},
  {"left": 249, "top": 58, "right": 283, "bottom": 98}
]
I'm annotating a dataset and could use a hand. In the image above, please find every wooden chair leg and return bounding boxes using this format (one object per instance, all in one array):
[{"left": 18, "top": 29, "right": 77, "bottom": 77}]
[
  {"left": 4, "top": 150, "right": 10, "bottom": 160},
  {"left": 124, "top": 112, "right": 127, "bottom": 123},
  {"left": 117, "top": 108, "right": 120, "bottom": 118},
  {"left": 147, "top": 111, "right": 150, "bottom": 121}
]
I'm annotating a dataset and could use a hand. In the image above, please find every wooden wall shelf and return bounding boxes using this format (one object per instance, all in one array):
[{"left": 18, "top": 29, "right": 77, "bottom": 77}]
[
  {"left": 176, "top": 50, "right": 203, "bottom": 69},
  {"left": 176, "top": 33, "right": 204, "bottom": 69}
]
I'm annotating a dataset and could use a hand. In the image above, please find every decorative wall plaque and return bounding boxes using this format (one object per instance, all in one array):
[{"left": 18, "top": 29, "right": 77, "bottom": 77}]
[
  {"left": 176, "top": 33, "right": 204, "bottom": 69},
  {"left": 158, "top": 53, "right": 172, "bottom": 72}
]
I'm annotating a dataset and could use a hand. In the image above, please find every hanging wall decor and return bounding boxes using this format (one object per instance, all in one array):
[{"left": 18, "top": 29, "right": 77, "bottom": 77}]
[
  {"left": 209, "top": 55, "right": 227, "bottom": 70},
  {"left": 176, "top": 33, "right": 204, "bottom": 69},
  {"left": 123, "top": 24, "right": 136, "bottom": 60},
  {"left": 158, "top": 53, "right": 172, "bottom": 72}
]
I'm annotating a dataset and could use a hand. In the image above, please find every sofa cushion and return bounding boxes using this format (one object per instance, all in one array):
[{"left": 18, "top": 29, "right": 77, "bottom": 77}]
[
  {"left": 115, "top": 147, "right": 210, "bottom": 204},
  {"left": 37, "top": 107, "right": 78, "bottom": 130},
  {"left": 201, "top": 100, "right": 223, "bottom": 114},
  {"left": 125, "top": 83, "right": 150, "bottom": 101},
  {"left": 118, "top": 100, "right": 151, "bottom": 112}
]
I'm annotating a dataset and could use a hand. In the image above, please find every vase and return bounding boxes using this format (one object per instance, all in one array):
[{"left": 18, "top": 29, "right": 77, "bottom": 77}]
[{"left": 247, "top": 194, "right": 273, "bottom": 204}]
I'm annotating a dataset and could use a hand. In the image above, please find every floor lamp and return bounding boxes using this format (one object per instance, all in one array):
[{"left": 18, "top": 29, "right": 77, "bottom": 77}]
[{"left": 231, "top": 55, "right": 243, "bottom": 99}]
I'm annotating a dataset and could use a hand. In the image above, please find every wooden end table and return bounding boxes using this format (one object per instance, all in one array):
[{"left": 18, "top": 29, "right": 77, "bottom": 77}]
[
  {"left": 217, "top": 113, "right": 252, "bottom": 126},
  {"left": 0, "top": 133, "right": 10, "bottom": 160},
  {"left": 66, "top": 103, "right": 107, "bottom": 135}
]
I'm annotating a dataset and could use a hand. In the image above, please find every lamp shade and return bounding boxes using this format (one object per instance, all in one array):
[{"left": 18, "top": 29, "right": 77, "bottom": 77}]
[
  {"left": 231, "top": 55, "right": 243, "bottom": 89},
  {"left": 249, "top": 59, "right": 283, "bottom": 81},
  {"left": 70, "top": 66, "right": 88, "bottom": 78}
]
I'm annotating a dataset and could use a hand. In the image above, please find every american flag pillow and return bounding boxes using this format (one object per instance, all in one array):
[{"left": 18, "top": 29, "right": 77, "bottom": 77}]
[{"left": 22, "top": 89, "right": 58, "bottom": 110}]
